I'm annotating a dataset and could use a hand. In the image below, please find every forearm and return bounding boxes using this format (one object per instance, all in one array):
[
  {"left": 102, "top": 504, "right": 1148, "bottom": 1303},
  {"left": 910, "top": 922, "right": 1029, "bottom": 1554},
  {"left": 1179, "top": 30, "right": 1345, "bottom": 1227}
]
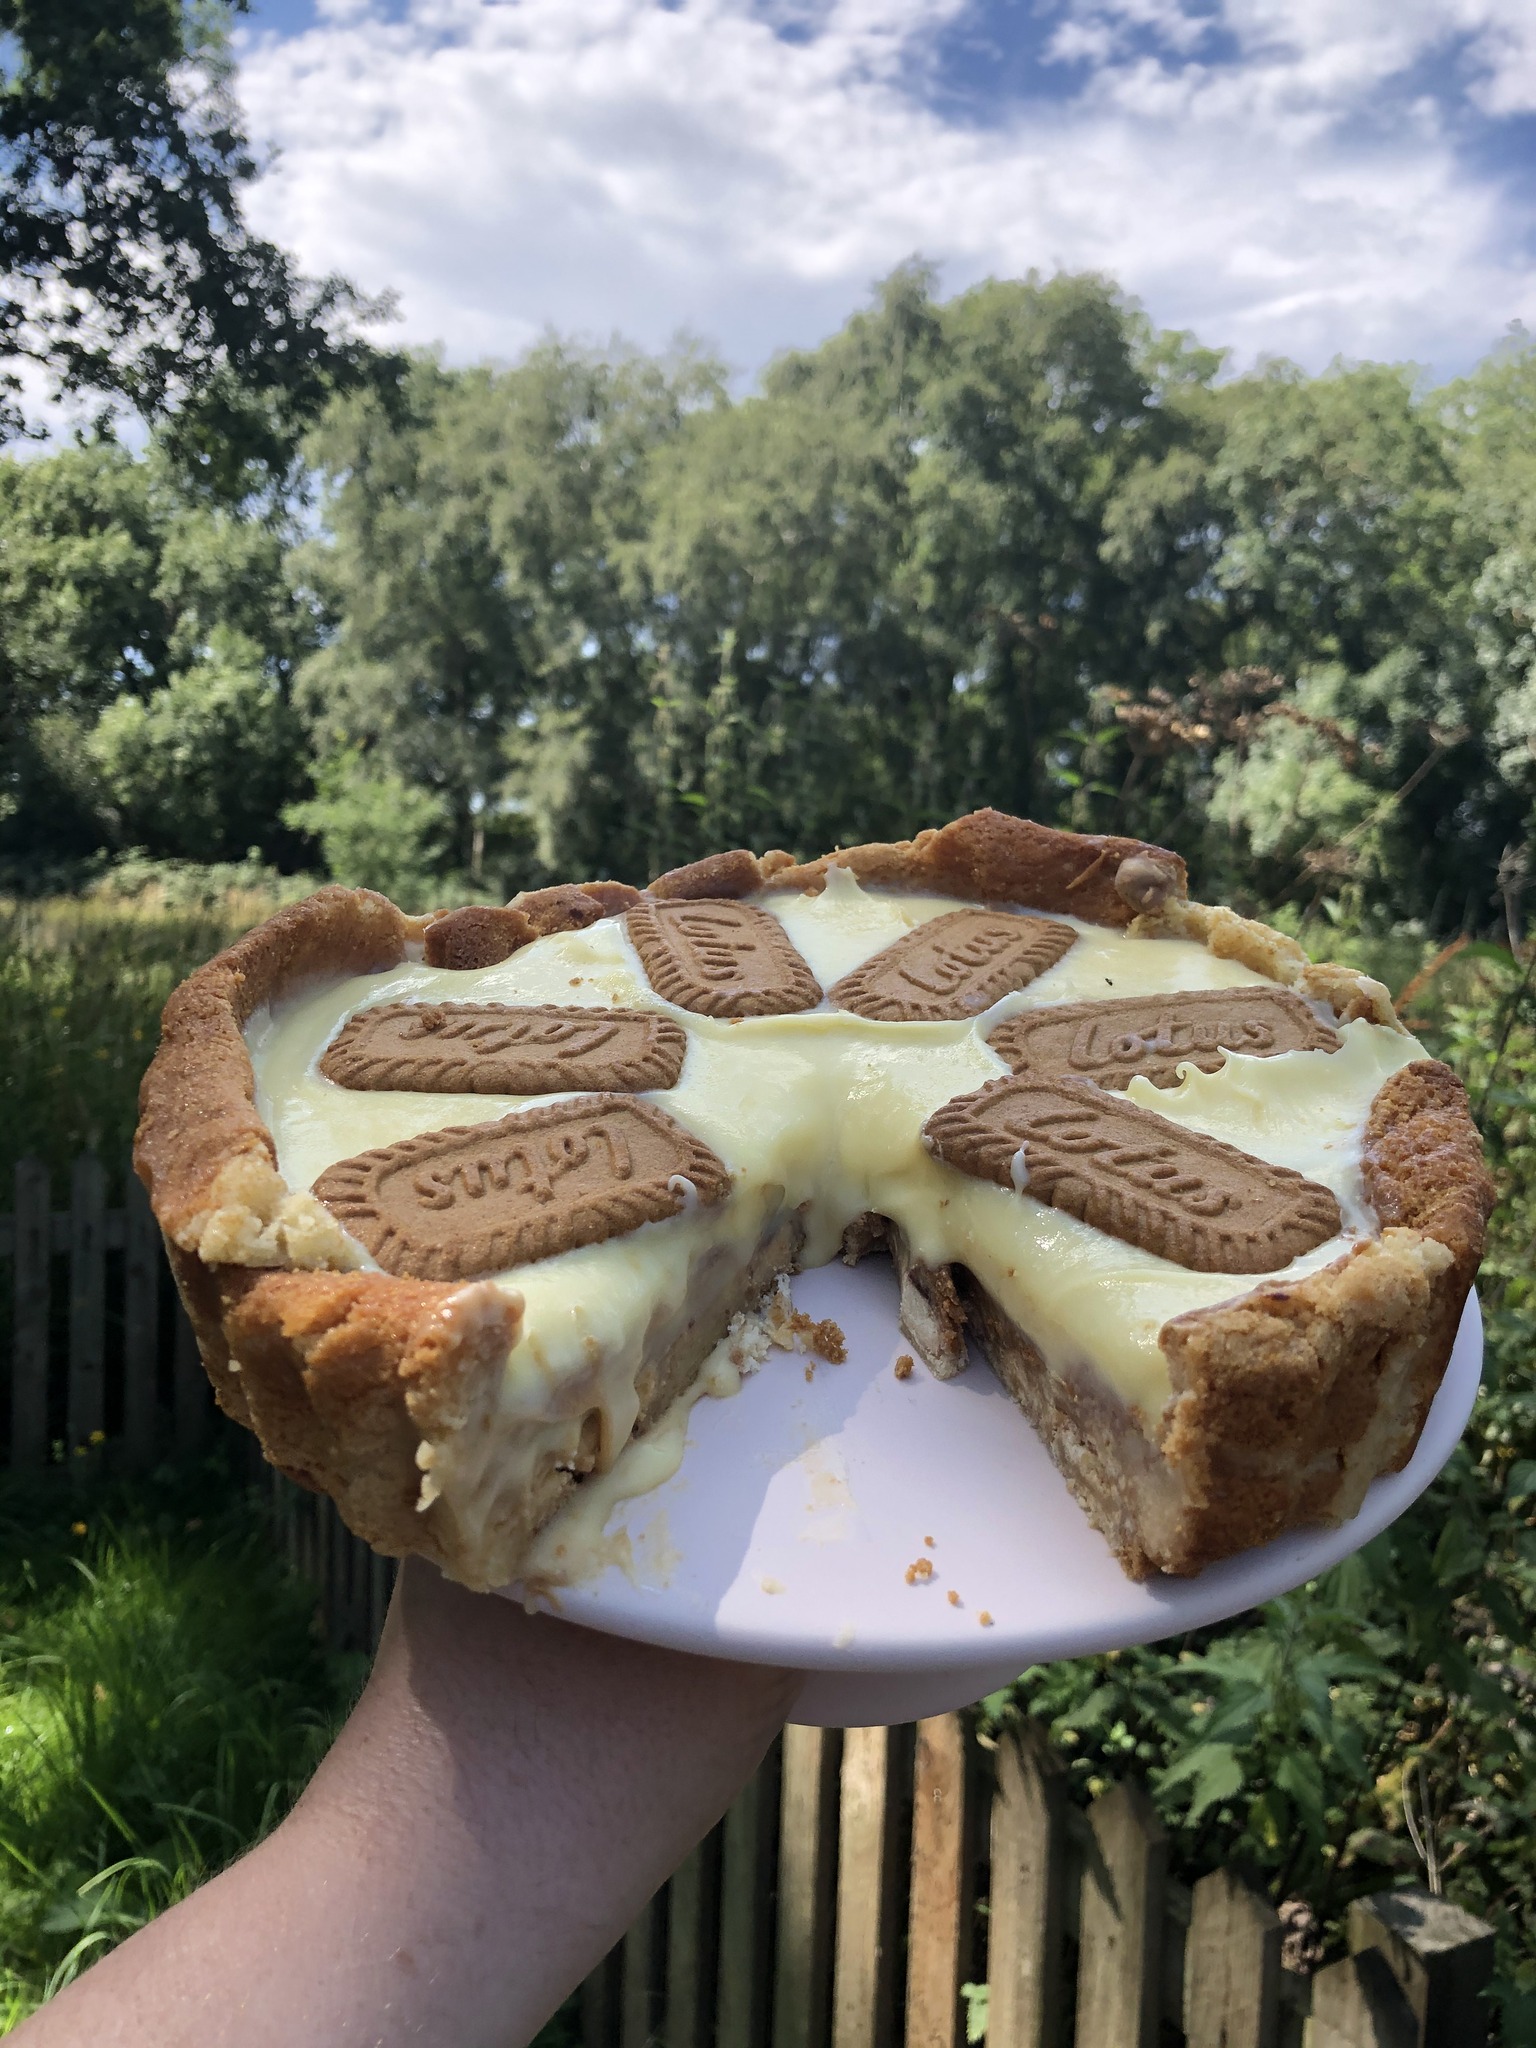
[{"left": 20, "top": 1559, "right": 796, "bottom": 2048}]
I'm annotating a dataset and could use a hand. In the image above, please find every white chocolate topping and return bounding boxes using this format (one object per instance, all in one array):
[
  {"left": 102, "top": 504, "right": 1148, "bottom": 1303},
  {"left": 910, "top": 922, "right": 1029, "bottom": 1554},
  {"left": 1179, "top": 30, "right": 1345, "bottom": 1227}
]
[{"left": 246, "top": 872, "right": 1424, "bottom": 1552}]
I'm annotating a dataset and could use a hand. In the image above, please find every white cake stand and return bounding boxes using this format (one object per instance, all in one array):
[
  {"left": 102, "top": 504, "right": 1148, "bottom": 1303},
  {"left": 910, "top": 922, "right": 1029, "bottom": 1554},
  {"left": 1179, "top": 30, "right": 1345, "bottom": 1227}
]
[{"left": 503, "top": 1264, "right": 1482, "bottom": 1727}]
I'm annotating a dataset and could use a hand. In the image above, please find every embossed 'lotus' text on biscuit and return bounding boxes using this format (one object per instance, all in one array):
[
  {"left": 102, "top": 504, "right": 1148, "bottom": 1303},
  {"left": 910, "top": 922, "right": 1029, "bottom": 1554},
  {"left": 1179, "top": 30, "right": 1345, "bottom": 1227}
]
[
  {"left": 987, "top": 986, "right": 1340, "bottom": 1092},
  {"left": 627, "top": 899, "right": 822, "bottom": 1017},
  {"left": 922, "top": 1074, "right": 1341, "bottom": 1274},
  {"left": 319, "top": 1002, "right": 687, "bottom": 1095},
  {"left": 830, "top": 909, "right": 1078, "bottom": 1022},
  {"left": 312, "top": 1095, "right": 731, "bottom": 1281}
]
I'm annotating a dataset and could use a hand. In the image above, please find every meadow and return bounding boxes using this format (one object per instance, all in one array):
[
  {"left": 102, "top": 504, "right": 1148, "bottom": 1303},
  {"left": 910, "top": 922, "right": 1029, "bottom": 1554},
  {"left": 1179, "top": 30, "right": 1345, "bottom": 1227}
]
[
  {"left": 0, "top": 860, "right": 313, "bottom": 1197},
  {"left": 0, "top": 881, "right": 1532, "bottom": 2032}
]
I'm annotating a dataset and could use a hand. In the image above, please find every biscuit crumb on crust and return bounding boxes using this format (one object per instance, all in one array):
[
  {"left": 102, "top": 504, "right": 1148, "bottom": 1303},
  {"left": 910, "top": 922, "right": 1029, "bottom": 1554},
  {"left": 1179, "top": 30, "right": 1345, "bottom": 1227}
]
[
  {"left": 756, "top": 809, "right": 1185, "bottom": 929},
  {"left": 1144, "top": 897, "right": 1401, "bottom": 1029},
  {"left": 1362, "top": 1060, "right": 1495, "bottom": 1261}
]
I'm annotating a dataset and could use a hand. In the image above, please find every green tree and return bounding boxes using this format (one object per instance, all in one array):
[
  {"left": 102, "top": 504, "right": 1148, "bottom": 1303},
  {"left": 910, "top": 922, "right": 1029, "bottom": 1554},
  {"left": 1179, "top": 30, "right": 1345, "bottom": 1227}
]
[
  {"left": 295, "top": 344, "right": 716, "bottom": 891},
  {"left": 282, "top": 749, "right": 449, "bottom": 906},
  {"left": 1086, "top": 359, "right": 1529, "bottom": 924},
  {"left": 639, "top": 268, "right": 1225, "bottom": 865},
  {"left": 87, "top": 626, "right": 308, "bottom": 862},
  {"left": 0, "top": 437, "right": 317, "bottom": 867},
  {"left": 0, "top": 0, "right": 388, "bottom": 477}
]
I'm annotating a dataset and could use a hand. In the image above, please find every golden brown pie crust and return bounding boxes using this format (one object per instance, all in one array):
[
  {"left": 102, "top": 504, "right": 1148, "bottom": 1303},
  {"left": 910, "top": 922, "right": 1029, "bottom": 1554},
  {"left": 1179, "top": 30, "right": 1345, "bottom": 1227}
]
[{"left": 133, "top": 810, "right": 1494, "bottom": 1586}]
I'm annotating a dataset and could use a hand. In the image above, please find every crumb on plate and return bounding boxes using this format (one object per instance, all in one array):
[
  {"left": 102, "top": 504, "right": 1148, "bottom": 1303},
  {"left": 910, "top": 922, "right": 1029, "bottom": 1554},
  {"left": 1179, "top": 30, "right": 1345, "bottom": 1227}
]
[
  {"left": 894, "top": 1353, "right": 914, "bottom": 1380},
  {"left": 978, "top": 1609, "right": 994, "bottom": 1627},
  {"left": 904, "top": 1557, "right": 934, "bottom": 1585},
  {"left": 778, "top": 1300, "right": 848, "bottom": 1364}
]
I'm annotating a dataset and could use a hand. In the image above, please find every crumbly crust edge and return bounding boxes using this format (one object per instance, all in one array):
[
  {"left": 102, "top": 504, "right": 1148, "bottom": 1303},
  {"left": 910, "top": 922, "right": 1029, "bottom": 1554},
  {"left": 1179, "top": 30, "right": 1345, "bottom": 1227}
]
[{"left": 133, "top": 813, "right": 1493, "bottom": 1583}]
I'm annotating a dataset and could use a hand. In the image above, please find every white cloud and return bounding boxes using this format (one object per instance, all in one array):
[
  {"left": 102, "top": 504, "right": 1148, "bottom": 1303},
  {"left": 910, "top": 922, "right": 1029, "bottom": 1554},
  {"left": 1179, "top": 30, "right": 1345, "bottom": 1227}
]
[{"left": 232, "top": 0, "right": 1536, "bottom": 381}]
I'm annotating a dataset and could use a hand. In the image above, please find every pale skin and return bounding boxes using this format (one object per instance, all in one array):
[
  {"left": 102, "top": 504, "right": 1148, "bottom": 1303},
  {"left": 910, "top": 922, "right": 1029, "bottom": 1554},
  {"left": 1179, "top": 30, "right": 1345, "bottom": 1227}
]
[{"left": 15, "top": 1559, "right": 797, "bottom": 2048}]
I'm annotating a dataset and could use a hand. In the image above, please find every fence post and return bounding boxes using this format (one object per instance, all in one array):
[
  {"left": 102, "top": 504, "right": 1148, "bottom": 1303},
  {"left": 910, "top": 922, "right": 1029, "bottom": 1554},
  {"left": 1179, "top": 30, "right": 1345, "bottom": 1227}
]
[
  {"left": 667, "top": 1827, "right": 722, "bottom": 2048},
  {"left": 986, "top": 1722, "right": 1066, "bottom": 2048},
  {"left": 1183, "top": 1867, "right": 1280, "bottom": 2048},
  {"left": 173, "top": 1296, "right": 209, "bottom": 1454},
  {"left": 1310, "top": 1950, "right": 1417, "bottom": 2048},
  {"left": 904, "top": 1714, "right": 973, "bottom": 2048},
  {"left": 122, "top": 1172, "right": 161, "bottom": 1470},
  {"left": 832, "top": 1725, "right": 908, "bottom": 2048},
  {"left": 368, "top": 1549, "right": 393, "bottom": 1651},
  {"left": 11, "top": 1159, "right": 51, "bottom": 1469},
  {"left": 1346, "top": 1889, "right": 1496, "bottom": 2048},
  {"left": 67, "top": 1153, "right": 106, "bottom": 1458},
  {"left": 581, "top": 1946, "right": 622, "bottom": 2048},
  {"left": 774, "top": 1725, "right": 841, "bottom": 2048},
  {"left": 621, "top": 1888, "right": 664, "bottom": 2048},
  {"left": 1075, "top": 1779, "right": 1167, "bottom": 2048},
  {"left": 717, "top": 1740, "right": 780, "bottom": 2048}
]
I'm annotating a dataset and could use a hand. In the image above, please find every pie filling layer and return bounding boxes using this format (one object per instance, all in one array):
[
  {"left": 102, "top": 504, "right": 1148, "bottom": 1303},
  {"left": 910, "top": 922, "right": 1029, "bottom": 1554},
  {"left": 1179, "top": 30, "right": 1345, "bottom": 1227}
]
[{"left": 246, "top": 869, "right": 1424, "bottom": 1557}]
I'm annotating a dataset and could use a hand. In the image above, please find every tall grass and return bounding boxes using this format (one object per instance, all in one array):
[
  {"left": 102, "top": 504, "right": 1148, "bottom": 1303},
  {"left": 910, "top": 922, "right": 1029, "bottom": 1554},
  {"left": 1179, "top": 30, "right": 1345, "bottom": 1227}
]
[
  {"left": 0, "top": 1464, "right": 352, "bottom": 2026},
  {"left": 0, "top": 862, "right": 311, "bottom": 1194}
]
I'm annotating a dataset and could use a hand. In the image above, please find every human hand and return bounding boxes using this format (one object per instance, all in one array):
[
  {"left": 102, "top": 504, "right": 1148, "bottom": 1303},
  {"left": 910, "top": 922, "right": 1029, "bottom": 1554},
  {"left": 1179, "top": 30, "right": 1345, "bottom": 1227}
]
[{"left": 19, "top": 1557, "right": 795, "bottom": 2048}]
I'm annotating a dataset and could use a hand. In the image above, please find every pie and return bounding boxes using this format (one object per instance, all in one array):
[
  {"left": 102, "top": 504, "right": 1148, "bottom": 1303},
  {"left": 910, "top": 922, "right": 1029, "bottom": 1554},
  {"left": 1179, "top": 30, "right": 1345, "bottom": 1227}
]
[{"left": 134, "top": 810, "right": 1493, "bottom": 1591}]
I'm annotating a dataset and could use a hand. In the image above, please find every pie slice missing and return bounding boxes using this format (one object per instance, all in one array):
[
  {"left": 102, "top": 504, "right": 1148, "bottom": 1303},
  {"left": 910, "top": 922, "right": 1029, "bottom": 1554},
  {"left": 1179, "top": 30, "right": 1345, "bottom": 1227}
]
[{"left": 134, "top": 810, "right": 1493, "bottom": 1591}]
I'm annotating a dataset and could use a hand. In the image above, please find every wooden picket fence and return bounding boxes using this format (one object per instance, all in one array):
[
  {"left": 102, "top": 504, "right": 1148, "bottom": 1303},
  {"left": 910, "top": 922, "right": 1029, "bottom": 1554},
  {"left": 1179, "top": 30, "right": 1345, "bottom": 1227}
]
[
  {"left": 0, "top": 1154, "right": 399, "bottom": 1653},
  {"left": 579, "top": 1718, "right": 1496, "bottom": 2048},
  {"left": 0, "top": 1156, "right": 214, "bottom": 1471},
  {"left": 0, "top": 1155, "right": 1500, "bottom": 2046}
]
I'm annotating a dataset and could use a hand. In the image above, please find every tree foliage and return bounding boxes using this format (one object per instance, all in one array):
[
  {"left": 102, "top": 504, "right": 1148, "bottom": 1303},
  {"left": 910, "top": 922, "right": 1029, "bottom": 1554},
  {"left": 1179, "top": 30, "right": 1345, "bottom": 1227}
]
[
  {"left": 0, "top": 441, "right": 317, "bottom": 866},
  {"left": 0, "top": 0, "right": 388, "bottom": 475},
  {"left": 3, "top": 275, "right": 1535, "bottom": 935}
]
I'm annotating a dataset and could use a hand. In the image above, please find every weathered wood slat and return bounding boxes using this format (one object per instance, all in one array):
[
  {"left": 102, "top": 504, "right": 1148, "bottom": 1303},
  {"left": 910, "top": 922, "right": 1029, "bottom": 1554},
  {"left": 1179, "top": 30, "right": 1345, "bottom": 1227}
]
[
  {"left": 1311, "top": 1950, "right": 1418, "bottom": 2048},
  {"left": 904, "top": 1714, "right": 972, "bottom": 2048},
  {"left": 330, "top": 1501, "right": 354, "bottom": 1651},
  {"left": 67, "top": 1154, "right": 107, "bottom": 1455},
  {"left": 986, "top": 1723, "right": 1066, "bottom": 2048},
  {"left": 173, "top": 1296, "right": 208, "bottom": 1454},
  {"left": 581, "top": 1946, "right": 622, "bottom": 2048},
  {"left": 621, "top": 1889, "right": 663, "bottom": 2048},
  {"left": 314, "top": 1488, "right": 333, "bottom": 1645},
  {"left": 298, "top": 1481, "right": 317, "bottom": 1587},
  {"left": 0, "top": 1208, "right": 125, "bottom": 1258},
  {"left": 122, "top": 1174, "right": 161, "bottom": 1470},
  {"left": 10, "top": 1160, "right": 52, "bottom": 1469},
  {"left": 773, "top": 1725, "right": 841, "bottom": 2048},
  {"left": 1348, "top": 1888, "right": 1497, "bottom": 2048},
  {"left": 1161, "top": 1878, "right": 1192, "bottom": 2032},
  {"left": 1183, "top": 1868, "right": 1280, "bottom": 2048},
  {"left": 666, "top": 1830, "right": 721, "bottom": 2048},
  {"left": 832, "top": 1724, "right": 907, "bottom": 2048},
  {"left": 1075, "top": 1779, "right": 1167, "bottom": 2048},
  {"left": 369, "top": 1549, "right": 393, "bottom": 1651},
  {"left": 717, "top": 1741, "right": 779, "bottom": 2048}
]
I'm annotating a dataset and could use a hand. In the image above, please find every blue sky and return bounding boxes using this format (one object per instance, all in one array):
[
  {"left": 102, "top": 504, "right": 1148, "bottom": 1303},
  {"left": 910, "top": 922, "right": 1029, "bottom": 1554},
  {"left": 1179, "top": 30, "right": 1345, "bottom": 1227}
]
[{"left": 229, "top": 0, "right": 1536, "bottom": 382}]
